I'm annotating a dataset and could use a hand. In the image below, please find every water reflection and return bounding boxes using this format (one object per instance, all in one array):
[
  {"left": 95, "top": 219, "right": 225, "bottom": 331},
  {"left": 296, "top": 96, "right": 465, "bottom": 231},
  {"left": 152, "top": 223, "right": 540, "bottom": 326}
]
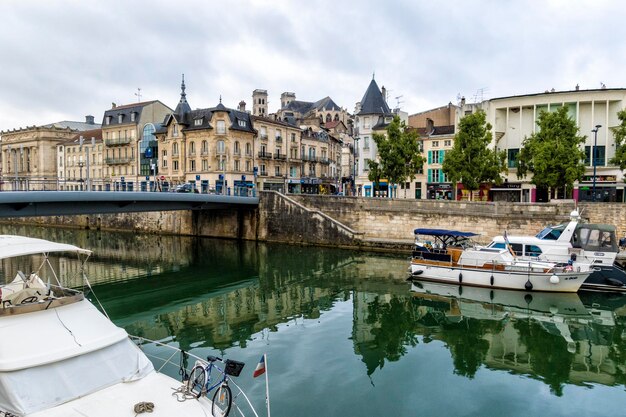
[
  {"left": 2, "top": 224, "right": 626, "bottom": 399},
  {"left": 409, "top": 280, "right": 626, "bottom": 395}
]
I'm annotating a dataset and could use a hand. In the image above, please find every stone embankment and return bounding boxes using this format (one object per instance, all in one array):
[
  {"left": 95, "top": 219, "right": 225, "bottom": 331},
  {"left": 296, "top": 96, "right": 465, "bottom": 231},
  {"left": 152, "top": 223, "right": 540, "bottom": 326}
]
[{"left": 2, "top": 191, "right": 625, "bottom": 253}]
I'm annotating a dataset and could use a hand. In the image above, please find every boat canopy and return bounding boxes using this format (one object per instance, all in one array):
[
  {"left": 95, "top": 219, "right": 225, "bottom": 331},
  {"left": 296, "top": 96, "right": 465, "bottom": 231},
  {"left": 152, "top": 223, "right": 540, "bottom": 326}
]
[
  {"left": 0, "top": 235, "right": 91, "bottom": 260},
  {"left": 414, "top": 229, "right": 478, "bottom": 238}
]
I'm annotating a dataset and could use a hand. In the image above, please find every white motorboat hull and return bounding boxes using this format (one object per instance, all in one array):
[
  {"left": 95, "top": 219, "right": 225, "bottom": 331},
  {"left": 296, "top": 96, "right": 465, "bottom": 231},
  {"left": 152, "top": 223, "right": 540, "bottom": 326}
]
[{"left": 410, "top": 262, "right": 586, "bottom": 292}]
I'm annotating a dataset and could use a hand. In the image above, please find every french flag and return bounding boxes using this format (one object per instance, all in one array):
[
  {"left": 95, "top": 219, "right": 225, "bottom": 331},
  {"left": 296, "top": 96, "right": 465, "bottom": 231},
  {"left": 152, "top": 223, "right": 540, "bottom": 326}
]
[{"left": 253, "top": 354, "right": 266, "bottom": 378}]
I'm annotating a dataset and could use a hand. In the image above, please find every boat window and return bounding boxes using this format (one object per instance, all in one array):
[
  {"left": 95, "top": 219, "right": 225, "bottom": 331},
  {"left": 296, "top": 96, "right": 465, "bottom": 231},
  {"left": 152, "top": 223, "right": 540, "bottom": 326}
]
[
  {"left": 525, "top": 245, "right": 542, "bottom": 257},
  {"left": 511, "top": 243, "right": 523, "bottom": 256},
  {"left": 535, "top": 225, "right": 564, "bottom": 240},
  {"left": 488, "top": 242, "right": 506, "bottom": 250},
  {"left": 574, "top": 227, "right": 618, "bottom": 252}
]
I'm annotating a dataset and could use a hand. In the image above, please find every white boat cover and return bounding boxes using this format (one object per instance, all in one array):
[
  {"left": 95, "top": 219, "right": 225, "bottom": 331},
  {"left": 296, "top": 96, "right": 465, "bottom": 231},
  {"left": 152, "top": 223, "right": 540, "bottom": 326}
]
[
  {"left": 0, "top": 300, "right": 127, "bottom": 371},
  {"left": 0, "top": 338, "right": 153, "bottom": 416},
  {"left": 0, "top": 235, "right": 91, "bottom": 260}
]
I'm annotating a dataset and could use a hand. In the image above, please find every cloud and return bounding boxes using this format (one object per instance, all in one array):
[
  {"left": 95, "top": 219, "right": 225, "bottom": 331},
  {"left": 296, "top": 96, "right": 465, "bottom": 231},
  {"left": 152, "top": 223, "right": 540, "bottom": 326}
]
[{"left": 1, "top": 0, "right": 625, "bottom": 131}]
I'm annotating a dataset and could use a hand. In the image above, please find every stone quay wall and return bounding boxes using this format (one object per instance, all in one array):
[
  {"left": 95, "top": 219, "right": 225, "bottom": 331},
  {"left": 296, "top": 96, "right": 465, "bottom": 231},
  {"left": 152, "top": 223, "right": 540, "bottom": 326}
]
[{"left": 2, "top": 192, "right": 626, "bottom": 251}]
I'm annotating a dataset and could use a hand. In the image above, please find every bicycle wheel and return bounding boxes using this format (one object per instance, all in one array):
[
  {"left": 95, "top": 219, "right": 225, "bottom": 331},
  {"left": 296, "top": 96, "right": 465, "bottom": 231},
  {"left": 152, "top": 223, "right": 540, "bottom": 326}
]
[
  {"left": 186, "top": 365, "right": 207, "bottom": 398},
  {"left": 211, "top": 384, "right": 232, "bottom": 417}
]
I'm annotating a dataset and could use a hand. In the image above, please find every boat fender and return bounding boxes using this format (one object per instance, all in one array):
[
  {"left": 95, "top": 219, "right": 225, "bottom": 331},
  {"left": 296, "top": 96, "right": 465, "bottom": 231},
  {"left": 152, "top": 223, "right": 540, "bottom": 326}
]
[
  {"left": 524, "top": 294, "right": 533, "bottom": 304},
  {"left": 412, "top": 270, "right": 424, "bottom": 276},
  {"left": 549, "top": 275, "right": 560, "bottom": 285},
  {"left": 605, "top": 277, "right": 624, "bottom": 287},
  {"left": 459, "top": 273, "right": 463, "bottom": 283},
  {"left": 490, "top": 275, "right": 494, "bottom": 286},
  {"left": 458, "top": 285, "right": 463, "bottom": 296},
  {"left": 489, "top": 290, "right": 494, "bottom": 300},
  {"left": 525, "top": 280, "right": 533, "bottom": 291}
]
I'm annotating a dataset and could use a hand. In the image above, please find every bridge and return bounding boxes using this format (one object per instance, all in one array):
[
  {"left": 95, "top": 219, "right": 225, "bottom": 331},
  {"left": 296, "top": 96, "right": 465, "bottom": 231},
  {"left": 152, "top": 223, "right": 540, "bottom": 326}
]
[{"left": 0, "top": 191, "right": 259, "bottom": 218}]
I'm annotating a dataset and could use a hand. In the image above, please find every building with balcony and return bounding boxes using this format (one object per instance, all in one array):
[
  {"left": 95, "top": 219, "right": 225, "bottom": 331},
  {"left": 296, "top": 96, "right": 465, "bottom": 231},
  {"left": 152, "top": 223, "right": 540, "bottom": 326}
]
[
  {"left": 251, "top": 116, "right": 301, "bottom": 193},
  {"left": 101, "top": 100, "right": 171, "bottom": 191},
  {"left": 57, "top": 128, "right": 104, "bottom": 191},
  {"left": 156, "top": 78, "right": 255, "bottom": 195},
  {"left": 0, "top": 116, "right": 100, "bottom": 191}
]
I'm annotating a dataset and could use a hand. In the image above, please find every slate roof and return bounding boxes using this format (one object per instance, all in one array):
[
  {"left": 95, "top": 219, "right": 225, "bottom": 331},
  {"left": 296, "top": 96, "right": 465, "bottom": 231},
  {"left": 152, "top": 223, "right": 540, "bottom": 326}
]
[
  {"left": 41, "top": 120, "right": 101, "bottom": 131},
  {"left": 357, "top": 79, "right": 391, "bottom": 116},
  {"left": 416, "top": 125, "right": 455, "bottom": 136},
  {"left": 164, "top": 104, "right": 255, "bottom": 134},
  {"left": 102, "top": 101, "right": 161, "bottom": 127}
]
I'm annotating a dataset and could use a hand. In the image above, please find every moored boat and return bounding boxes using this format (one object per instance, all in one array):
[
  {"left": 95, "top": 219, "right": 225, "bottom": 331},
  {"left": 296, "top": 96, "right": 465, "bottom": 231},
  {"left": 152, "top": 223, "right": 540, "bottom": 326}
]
[
  {"left": 486, "top": 210, "right": 626, "bottom": 291},
  {"left": 0, "top": 235, "right": 260, "bottom": 417},
  {"left": 409, "top": 229, "right": 592, "bottom": 293}
]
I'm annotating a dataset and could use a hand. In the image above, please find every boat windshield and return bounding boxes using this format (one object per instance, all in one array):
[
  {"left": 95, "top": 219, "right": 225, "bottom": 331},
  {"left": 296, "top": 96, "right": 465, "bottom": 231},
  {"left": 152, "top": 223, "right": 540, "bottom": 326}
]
[
  {"left": 0, "top": 338, "right": 153, "bottom": 416},
  {"left": 535, "top": 224, "right": 566, "bottom": 240}
]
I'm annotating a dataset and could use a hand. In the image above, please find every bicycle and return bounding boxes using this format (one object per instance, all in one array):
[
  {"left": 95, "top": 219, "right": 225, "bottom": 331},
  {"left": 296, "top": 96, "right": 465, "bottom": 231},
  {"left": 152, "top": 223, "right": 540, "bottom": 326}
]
[{"left": 186, "top": 355, "right": 245, "bottom": 417}]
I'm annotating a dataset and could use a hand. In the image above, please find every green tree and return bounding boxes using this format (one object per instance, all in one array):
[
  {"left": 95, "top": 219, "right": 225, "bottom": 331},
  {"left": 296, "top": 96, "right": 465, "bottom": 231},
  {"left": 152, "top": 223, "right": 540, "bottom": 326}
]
[
  {"left": 442, "top": 109, "right": 506, "bottom": 200},
  {"left": 517, "top": 106, "right": 586, "bottom": 199},
  {"left": 609, "top": 109, "right": 626, "bottom": 170},
  {"left": 369, "top": 116, "right": 424, "bottom": 198}
]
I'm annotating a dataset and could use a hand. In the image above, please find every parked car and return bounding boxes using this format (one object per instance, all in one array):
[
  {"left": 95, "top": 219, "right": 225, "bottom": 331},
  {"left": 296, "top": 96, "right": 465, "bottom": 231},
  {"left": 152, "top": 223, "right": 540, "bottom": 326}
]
[{"left": 173, "top": 183, "right": 194, "bottom": 193}]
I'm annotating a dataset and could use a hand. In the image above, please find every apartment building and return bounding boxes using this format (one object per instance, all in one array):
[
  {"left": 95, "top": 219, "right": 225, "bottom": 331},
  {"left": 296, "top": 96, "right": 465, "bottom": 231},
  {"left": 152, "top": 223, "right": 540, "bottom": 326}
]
[{"left": 57, "top": 128, "right": 104, "bottom": 190}]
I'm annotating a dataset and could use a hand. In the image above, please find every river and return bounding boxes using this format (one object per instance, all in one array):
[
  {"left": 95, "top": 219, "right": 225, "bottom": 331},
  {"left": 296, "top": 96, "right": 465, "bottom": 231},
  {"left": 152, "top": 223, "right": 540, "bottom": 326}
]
[{"left": 1, "top": 224, "right": 625, "bottom": 417}]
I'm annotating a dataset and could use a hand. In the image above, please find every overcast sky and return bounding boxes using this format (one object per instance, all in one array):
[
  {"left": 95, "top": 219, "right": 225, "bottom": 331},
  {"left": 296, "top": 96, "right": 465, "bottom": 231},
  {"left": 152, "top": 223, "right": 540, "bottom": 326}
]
[{"left": 1, "top": 0, "right": 625, "bottom": 131}]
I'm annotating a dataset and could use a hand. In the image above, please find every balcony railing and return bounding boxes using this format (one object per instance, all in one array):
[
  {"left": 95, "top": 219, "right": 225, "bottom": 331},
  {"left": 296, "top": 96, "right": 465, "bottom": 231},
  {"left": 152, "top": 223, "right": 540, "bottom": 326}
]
[
  {"left": 258, "top": 151, "right": 272, "bottom": 159},
  {"left": 260, "top": 134, "right": 268, "bottom": 141},
  {"left": 273, "top": 153, "right": 287, "bottom": 160},
  {"left": 319, "top": 157, "right": 330, "bottom": 164},
  {"left": 289, "top": 155, "right": 302, "bottom": 161},
  {"left": 105, "top": 157, "right": 135, "bottom": 165},
  {"left": 201, "top": 149, "right": 209, "bottom": 156},
  {"left": 104, "top": 137, "right": 132, "bottom": 146},
  {"left": 275, "top": 136, "right": 282, "bottom": 143}
]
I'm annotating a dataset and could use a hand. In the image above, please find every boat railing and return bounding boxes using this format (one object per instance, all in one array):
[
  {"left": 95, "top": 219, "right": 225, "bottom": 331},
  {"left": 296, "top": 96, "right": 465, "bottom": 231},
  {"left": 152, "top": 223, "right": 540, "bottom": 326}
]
[{"left": 130, "top": 335, "right": 260, "bottom": 417}]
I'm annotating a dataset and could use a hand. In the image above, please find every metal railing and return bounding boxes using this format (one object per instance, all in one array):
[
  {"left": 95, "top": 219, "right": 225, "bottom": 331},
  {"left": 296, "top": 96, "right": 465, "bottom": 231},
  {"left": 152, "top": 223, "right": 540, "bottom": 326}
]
[
  {"left": 105, "top": 157, "right": 135, "bottom": 165},
  {"left": 104, "top": 137, "right": 132, "bottom": 146}
]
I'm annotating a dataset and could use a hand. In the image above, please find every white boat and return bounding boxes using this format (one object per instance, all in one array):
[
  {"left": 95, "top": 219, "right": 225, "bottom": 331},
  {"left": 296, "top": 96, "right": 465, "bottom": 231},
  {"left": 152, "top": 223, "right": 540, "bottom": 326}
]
[
  {"left": 409, "top": 229, "right": 591, "bottom": 292},
  {"left": 486, "top": 210, "right": 626, "bottom": 291},
  {"left": 0, "top": 235, "right": 260, "bottom": 417}
]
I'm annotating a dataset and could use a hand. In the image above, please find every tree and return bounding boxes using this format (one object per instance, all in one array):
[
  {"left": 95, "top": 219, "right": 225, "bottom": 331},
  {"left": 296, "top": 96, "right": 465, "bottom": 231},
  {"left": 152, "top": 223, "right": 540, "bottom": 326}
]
[
  {"left": 609, "top": 109, "right": 626, "bottom": 170},
  {"left": 516, "top": 106, "right": 586, "bottom": 199},
  {"left": 369, "top": 116, "right": 424, "bottom": 198},
  {"left": 442, "top": 109, "right": 506, "bottom": 200}
]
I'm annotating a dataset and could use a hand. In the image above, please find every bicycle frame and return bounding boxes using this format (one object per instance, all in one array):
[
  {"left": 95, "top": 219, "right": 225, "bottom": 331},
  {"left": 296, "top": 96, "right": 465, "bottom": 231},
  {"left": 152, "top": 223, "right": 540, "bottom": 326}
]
[{"left": 199, "top": 360, "right": 229, "bottom": 396}]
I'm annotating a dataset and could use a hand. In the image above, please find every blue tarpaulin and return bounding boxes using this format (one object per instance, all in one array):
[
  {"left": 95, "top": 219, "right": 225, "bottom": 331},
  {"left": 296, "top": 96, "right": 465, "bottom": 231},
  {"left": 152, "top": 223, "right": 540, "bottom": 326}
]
[{"left": 413, "top": 228, "right": 478, "bottom": 237}]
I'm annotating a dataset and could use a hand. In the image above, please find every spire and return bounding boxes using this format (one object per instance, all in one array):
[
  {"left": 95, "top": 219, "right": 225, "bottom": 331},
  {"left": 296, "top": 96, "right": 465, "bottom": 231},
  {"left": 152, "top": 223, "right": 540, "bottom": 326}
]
[
  {"left": 174, "top": 73, "right": 192, "bottom": 120},
  {"left": 372, "top": 71, "right": 375, "bottom": 80},
  {"left": 219, "top": 95, "right": 222, "bottom": 104}
]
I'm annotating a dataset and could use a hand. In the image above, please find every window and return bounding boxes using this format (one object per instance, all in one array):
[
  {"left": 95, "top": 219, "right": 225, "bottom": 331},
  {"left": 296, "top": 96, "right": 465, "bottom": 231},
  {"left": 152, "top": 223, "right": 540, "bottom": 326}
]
[
  {"left": 173, "top": 160, "right": 179, "bottom": 171},
  {"left": 363, "top": 136, "right": 370, "bottom": 149},
  {"left": 234, "top": 160, "right": 240, "bottom": 171},
  {"left": 202, "top": 140, "right": 208, "bottom": 155},
  {"left": 428, "top": 150, "right": 445, "bottom": 164},
  {"left": 275, "top": 166, "right": 281, "bottom": 176},
  {"left": 118, "top": 114, "right": 123, "bottom": 123},
  {"left": 189, "top": 141, "right": 195, "bottom": 155},
  {"left": 190, "top": 160, "right": 196, "bottom": 171},
  {"left": 364, "top": 117, "right": 370, "bottom": 129},
  {"left": 130, "top": 112, "right": 136, "bottom": 122},
  {"left": 202, "top": 159, "right": 208, "bottom": 171},
  {"left": 173, "top": 124, "right": 179, "bottom": 137},
  {"left": 585, "top": 146, "right": 605, "bottom": 167},
  {"left": 246, "top": 161, "right": 251, "bottom": 171},
  {"left": 364, "top": 158, "right": 371, "bottom": 171},
  {"left": 261, "top": 164, "right": 267, "bottom": 175},
  {"left": 106, "top": 116, "right": 111, "bottom": 125},
  {"left": 172, "top": 142, "right": 179, "bottom": 156},
  {"left": 194, "top": 118, "right": 203, "bottom": 126},
  {"left": 276, "top": 130, "right": 282, "bottom": 140},
  {"left": 217, "top": 120, "right": 226, "bottom": 134},
  {"left": 234, "top": 141, "right": 240, "bottom": 155},
  {"left": 218, "top": 158, "right": 225, "bottom": 171},
  {"left": 260, "top": 126, "right": 267, "bottom": 139},
  {"left": 238, "top": 119, "right": 246, "bottom": 127},
  {"left": 507, "top": 148, "right": 520, "bottom": 168},
  {"left": 427, "top": 169, "right": 449, "bottom": 183},
  {"left": 432, "top": 141, "right": 439, "bottom": 148},
  {"left": 444, "top": 140, "right": 451, "bottom": 147},
  {"left": 291, "top": 133, "right": 296, "bottom": 142},
  {"left": 326, "top": 114, "right": 331, "bottom": 123},
  {"left": 217, "top": 140, "right": 225, "bottom": 154},
  {"left": 290, "top": 166, "right": 297, "bottom": 177},
  {"left": 245, "top": 143, "right": 252, "bottom": 156}
]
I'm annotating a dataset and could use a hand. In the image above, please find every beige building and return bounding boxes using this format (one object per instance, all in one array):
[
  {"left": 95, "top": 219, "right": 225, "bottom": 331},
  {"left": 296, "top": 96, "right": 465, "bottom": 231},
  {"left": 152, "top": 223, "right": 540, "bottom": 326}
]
[
  {"left": 252, "top": 116, "right": 302, "bottom": 193},
  {"left": 1, "top": 116, "right": 100, "bottom": 191},
  {"left": 156, "top": 79, "right": 256, "bottom": 195},
  {"left": 101, "top": 100, "right": 171, "bottom": 191},
  {"left": 57, "top": 128, "right": 104, "bottom": 190}
]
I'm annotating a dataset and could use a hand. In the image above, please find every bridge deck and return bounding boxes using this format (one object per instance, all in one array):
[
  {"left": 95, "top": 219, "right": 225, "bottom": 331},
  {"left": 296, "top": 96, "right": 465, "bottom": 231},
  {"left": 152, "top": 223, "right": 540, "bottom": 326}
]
[{"left": 0, "top": 191, "right": 259, "bottom": 217}]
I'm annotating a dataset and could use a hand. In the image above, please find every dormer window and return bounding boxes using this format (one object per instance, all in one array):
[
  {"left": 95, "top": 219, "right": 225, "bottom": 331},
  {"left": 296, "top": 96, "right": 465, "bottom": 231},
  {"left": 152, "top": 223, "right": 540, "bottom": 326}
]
[
  {"left": 118, "top": 114, "right": 123, "bottom": 123},
  {"left": 238, "top": 119, "right": 246, "bottom": 127},
  {"left": 217, "top": 120, "right": 226, "bottom": 134},
  {"left": 172, "top": 124, "right": 179, "bottom": 137},
  {"left": 194, "top": 118, "right": 203, "bottom": 126},
  {"left": 106, "top": 116, "right": 112, "bottom": 125},
  {"left": 130, "top": 112, "right": 136, "bottom": 122}
]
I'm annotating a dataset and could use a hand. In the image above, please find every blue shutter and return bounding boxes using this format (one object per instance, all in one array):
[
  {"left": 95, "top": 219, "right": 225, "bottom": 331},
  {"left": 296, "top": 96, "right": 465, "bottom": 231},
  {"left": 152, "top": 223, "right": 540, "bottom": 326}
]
[
  {"left": 427, "top": 151, "right": 432, "bottom": 164},
  {"left": 427, "top": 169, "right": 432, "bottom": 183},
  {"left": 439, "top": 150, "right": 445, "bottom": 164}
]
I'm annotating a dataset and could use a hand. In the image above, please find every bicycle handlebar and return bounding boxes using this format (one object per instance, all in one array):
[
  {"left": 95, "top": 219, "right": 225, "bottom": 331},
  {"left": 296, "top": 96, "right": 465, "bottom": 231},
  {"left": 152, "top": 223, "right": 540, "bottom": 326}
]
[{"left": 206, "top": 355, "right": 222, "bottom": 362}]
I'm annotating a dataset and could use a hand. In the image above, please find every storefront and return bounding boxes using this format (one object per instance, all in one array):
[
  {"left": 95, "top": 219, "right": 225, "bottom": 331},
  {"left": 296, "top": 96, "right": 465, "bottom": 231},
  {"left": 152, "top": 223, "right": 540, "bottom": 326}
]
[
  {"left": 234, "top": 176, "right": 254, "bottom": 196},
  {"left": 262, "top": 180, "right": 285, "bottom": 193},
  {"left": 428, "top": 183, "right": 453, "bottom": 200},
  {"left": 455, "top": 183, "right": 489, "bottom": 201},
  {"left": 287, "top": 179, "right": 301, "bottom": 194},
  {"left": 577, "top": 176, "right": 620, "bottom": 202},
  {"left": 490, "top": 182, "right": 522, "bottom": 202},
  {"left": 301, "top": 178, "right": 321, "bottom": 194}
]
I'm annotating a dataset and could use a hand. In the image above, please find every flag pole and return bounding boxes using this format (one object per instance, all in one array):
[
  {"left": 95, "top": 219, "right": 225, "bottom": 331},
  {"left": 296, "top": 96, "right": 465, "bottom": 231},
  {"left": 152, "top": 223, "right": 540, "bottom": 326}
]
[{"left": 264, "top": 353, "right": 271, "bottom": 417}]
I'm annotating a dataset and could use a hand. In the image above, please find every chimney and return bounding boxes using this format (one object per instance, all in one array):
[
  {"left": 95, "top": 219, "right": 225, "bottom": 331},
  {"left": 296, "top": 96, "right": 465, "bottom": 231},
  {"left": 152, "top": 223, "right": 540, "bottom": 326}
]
[
  {"left": 239, "top": 100, "right": 246, "bottom": 112},
  {"left": 112, "top": 102, "right": 117, "bottom": 109},
  {"left": 427, "top": 118, "right": 434, "bottom": 135},
  {"left": 575, "top": 84, "right": 580, "bottom": 91},
  {"left": 85, "top": 115, "right": 95, "bottom": 124},
  {"left": 460, "top": 96, "right": 466, "bottom": 107},
  {"left": 381, "top": 86, "right": 387, "bottom": 103}
]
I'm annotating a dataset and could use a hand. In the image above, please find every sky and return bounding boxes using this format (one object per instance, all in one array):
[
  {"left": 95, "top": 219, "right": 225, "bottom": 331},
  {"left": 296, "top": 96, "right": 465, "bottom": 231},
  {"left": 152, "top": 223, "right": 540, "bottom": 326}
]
[{"left": 1, "top": 0, "right": 625, "bottom": 132}]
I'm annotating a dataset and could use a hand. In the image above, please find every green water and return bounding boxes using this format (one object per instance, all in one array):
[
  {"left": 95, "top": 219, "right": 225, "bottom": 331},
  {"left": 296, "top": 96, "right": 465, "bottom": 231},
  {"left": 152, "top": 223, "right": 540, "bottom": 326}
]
[{"left": 1, "top": 224, "right": 626, "bottom": 417}]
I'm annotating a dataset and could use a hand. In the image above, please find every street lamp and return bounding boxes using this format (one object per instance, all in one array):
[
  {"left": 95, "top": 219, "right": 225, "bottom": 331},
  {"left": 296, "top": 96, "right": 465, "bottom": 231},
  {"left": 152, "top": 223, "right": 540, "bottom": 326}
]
[
  {"left": 353, "top": 136, "right": 360, "bottom": 196},
  {"left": 591, "top": 124, "right": 602, "bottom": 202}
]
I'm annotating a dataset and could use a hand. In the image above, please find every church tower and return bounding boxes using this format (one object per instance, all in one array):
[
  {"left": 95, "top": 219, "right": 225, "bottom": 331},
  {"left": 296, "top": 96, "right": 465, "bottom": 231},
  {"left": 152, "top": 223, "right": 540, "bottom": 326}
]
[{"left": 252, "top": 89, "right": 268, "bottom": 117}]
